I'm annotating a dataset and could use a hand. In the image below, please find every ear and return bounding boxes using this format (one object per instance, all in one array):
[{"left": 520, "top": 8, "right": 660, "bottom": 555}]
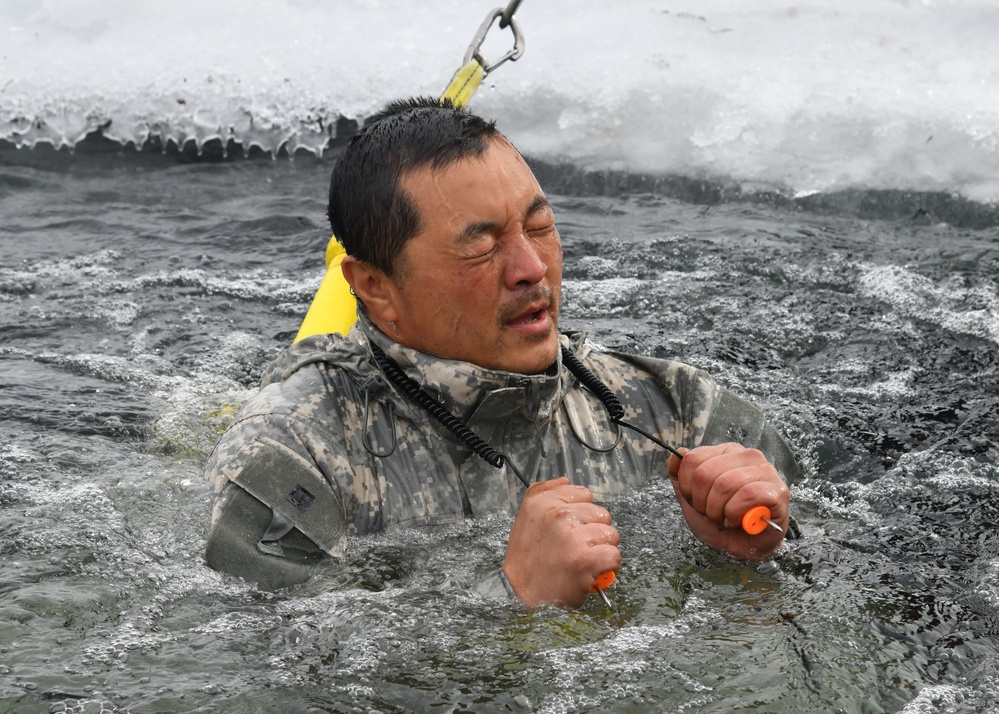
[{"left": 341, "top": 256, "right": 401, "bottom": 325}]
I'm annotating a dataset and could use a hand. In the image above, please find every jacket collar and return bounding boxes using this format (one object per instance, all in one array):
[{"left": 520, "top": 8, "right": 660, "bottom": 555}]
[{"left": 356, "top": 311, "right": 574, "bottom": 426}]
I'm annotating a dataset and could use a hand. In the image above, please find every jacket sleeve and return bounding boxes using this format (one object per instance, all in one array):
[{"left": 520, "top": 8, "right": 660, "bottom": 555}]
[
  {"left": 606, "top": 348, "right": 803, "bottom": 486},
  {"left": 204, "top": 411, "right": 349, "bottom": 590},
  {"left": 697, "top": 386, "right": 804, "bottom": 485}
]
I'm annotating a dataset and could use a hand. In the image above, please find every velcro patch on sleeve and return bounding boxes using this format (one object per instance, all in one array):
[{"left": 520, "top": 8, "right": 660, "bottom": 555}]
[{"left": 232, "top": 439, "right": 347, "bottom": 557}]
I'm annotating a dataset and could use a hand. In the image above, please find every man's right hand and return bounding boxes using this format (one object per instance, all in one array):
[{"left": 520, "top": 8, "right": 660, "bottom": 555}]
[{"left": 501, "top": 477, "right": 621, "bottom": 609}]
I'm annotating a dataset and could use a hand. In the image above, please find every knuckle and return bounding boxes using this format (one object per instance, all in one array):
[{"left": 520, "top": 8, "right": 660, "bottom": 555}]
[{"left": 690, "top": 462, "right": 716, "bottom": 488}]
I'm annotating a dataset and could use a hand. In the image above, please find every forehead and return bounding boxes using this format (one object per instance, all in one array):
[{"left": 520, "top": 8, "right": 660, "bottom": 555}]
[{"left": 399, "top": 138, "right": 542, "bottom": 220}]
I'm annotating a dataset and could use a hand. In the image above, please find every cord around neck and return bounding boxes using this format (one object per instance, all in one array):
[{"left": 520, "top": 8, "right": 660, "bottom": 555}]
[{"left": 369, "top": 342, "right": 682, "bottom": 488}]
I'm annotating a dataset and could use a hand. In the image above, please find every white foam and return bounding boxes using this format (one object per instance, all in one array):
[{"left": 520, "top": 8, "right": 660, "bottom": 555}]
[
  {"left": 3, "top": 0, "right": 998, "bottom": 202},
  {"left": 537, "top": 602, "right": 721, "bottom": 713},
  {"left": 858, "top": 263, "right": 999, "bottom": 345},
  {"left": 899, "top": 684, "right": 975, "bottom": 713}
]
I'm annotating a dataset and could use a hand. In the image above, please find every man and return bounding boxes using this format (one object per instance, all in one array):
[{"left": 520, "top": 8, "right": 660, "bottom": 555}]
[{"left": 204, "top": 97, "right": 798, "bottom": 609}]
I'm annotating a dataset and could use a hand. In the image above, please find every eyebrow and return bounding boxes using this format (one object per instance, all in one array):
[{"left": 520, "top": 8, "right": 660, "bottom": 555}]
[
  {"left": 455, "top": 194, "right": 553, "bottom": 245},
  {"left": 525, "top": 194, "right": 552, "bottom": 218}
]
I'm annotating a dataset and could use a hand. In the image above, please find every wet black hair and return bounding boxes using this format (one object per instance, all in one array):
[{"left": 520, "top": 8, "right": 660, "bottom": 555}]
[{"left": 327, "top": 96, "right": 501, "bottom": 277}]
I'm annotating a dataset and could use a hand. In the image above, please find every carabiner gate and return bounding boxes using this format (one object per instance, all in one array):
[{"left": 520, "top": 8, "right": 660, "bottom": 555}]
[{"left": 463, "top": 6, "right": 526, "bottom": 75}]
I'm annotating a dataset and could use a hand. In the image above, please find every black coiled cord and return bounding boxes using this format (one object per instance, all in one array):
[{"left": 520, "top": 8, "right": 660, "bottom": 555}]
[
  {"left": 559, "top": 347, "right": 624, "bottom": 420},
  {"left": 369, "top": 342, "right": 682, "bottom": 489},
  {"left": 561, "top": 347, "right": 683, "bottom": 459},
  {"left": 370, "top": 343, "right": 530, "bottom": 486}
]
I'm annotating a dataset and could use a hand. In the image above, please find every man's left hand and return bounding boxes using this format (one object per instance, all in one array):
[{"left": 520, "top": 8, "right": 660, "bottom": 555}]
[{"left": 667, "top": 443, "right": 789, "bottom": 560}]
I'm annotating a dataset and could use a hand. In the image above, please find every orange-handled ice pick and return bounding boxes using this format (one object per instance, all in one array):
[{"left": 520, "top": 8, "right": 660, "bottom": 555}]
[
  {"left": 741, "top": 505, "right": 784, "bottom": 535},
  {"left": 590, "top": 570, "right": 616, "bottom": 608}
]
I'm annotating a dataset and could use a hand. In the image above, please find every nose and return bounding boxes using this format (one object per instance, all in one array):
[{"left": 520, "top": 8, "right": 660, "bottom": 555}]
[{"left": 503, "top": 233, "right": 549, "bottom": 290}]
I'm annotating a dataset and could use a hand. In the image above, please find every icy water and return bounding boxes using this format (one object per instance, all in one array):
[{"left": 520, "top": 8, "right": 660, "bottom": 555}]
[
  {"left": 1, "top": 143, "right": 998, "bottom": 713},
  {"left": 3, "top": 1, "right": 999, "bottom": 710}
]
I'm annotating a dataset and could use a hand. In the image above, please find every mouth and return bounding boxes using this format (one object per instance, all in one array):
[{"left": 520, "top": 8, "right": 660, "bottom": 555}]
[
  {"left": 501, "top": 287, "right": 557, "bottom": 335},
  {"left": 507, "top": 307, "right": 547, "bottom": 326},
  {"left": 503, "top": 297, "right": 556, "bottom": 338}
]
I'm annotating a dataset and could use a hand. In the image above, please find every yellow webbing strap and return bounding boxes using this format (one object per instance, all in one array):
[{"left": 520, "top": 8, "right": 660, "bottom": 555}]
[
  {"left": 293, "top": 59, "right": 487, "bottom": 343},
  {"left": 293, "top": 236, "right": 351, "bottom": 343},
  {"left": 441, "top": 59, "right": 486, "bottom": 108}
]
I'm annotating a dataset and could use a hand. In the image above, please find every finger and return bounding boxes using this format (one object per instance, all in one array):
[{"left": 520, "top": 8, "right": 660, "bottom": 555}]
[
  {"left": 722, "top": 479, "right": 791, "bottom": 530},
  {"left": 586, "top": 542, "right": 622, "bottom": 580},
  {"left": 666, "top": 447, "right": 687, "bottom": 481},
  {"left": 680, "top": 442, "right": 751, "bottom": 474},
  {"left": 543, "top": 483, "right": 595, "bottom": 505},
  {"left": 545, "top": 501, "right": 612, "bottom": 530},
  {"left": 525, "top": 477, "right": 571, "bottom": 497},
  {"left": 674, "top": 444, "right": 743, "bottom": 504},
  {"left": 683, "top": 446, "right": 768, "bottom": 513},
  {"left": 564, "top": 502, "right": 614, "bottom": 526},
  {"left": 702, "top": 461, "right": 777, "bottom": 527},
  {"left": 580, "top": 522, "right": 620, "bottom": 548},
  {"left": 683, "top": 441, "right": 746, "bottom": 466}
]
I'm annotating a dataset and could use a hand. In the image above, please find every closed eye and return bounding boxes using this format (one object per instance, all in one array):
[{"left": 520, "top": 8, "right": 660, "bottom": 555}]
[
  {"left": 527, "top": 220, "right": 556, "bottom": 235},
  {"left": 525, "top": 197, "right": 557, "bottom": 236}
]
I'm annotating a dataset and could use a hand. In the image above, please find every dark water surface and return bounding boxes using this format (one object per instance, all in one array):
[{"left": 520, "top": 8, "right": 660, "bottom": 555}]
[{"left": 1, "top": 146, "right": 998, "bottom": 713}]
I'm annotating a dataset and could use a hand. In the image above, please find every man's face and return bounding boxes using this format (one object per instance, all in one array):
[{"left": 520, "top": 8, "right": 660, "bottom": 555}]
[{"left": 388, "top": 139, "right": 563, "bottom": 374}]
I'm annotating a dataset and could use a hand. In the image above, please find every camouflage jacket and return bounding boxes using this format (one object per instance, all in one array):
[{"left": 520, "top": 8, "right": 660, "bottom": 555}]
[{"left": 204, "top": 314, "right": 801, "bottom": 589}]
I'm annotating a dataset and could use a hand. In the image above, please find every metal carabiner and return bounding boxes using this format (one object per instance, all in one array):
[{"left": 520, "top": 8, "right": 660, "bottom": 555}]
[
  {"left": 463, "top": 4, "right": 526, "bottom": 75},
  {"left": 499, "top": 0, "right": 523, "bottom": 29}
]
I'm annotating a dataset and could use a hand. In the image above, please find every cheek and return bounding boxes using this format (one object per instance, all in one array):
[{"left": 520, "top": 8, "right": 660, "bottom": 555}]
[
  {"left": 546, "top": 253, "right": 563, "bottom": 285},
  {"left": 545, "top": 235, "right": 563, "bottom": 270},
  {"left": 430, "top": 269, "right": 498, "bottom": 324},
  {"left": 450, "top": 271, "right": 488, "bottom": 300}
]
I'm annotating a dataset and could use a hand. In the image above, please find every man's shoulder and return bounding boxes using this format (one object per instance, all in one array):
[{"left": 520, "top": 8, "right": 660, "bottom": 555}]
[
  {"left": 569, "top": 334, "right": 713, "bottom": 388},
  {"left": 262, "top": 331, "right": 369, "bottom": 386},
  {"left": 235, "top": 333, "right": 372, "bottom": 423},
  {"left": 205, "top": 344, "right": 362, "bottom": 488},
  {"left": 569, "top": 336, "right": 726, "bottom": 430}
]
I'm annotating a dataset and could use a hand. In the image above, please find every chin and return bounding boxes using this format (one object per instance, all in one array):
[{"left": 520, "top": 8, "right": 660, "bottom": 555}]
[{"left": 509, "top": 336, "right": 560, "bottom": 375}]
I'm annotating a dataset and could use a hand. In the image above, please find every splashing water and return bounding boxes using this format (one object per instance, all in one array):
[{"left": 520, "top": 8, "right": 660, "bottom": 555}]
[{"left": 2, "top": 2, "right": 999, "bottom": 712}]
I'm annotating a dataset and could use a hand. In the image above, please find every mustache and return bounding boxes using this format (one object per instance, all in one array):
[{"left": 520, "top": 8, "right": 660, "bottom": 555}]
[{"left": 498, "top": 285, "right": 555, "bottom": 325}]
